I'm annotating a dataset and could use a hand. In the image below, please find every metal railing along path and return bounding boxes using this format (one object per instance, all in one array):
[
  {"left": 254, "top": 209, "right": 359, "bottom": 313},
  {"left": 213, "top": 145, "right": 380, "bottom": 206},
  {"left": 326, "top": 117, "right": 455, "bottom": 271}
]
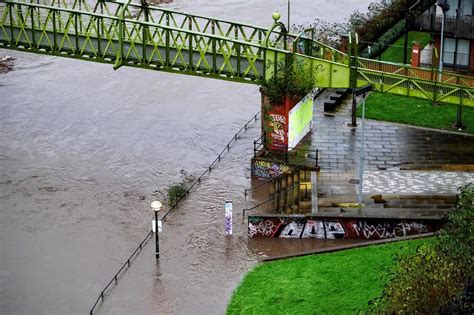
[
  {"left": 243, "top": 172, "right": 286, "bottom": 199},
  {"left": 88, "top": 111, "right": 259, "bottom": 314},
  {"left": 242, "top": 181, "right": 310, "bottom": 217},
  {"left": 89, "top": 230, "right": 153, "bottom": 315},
  {"left": 253, "top": 135, "right": 319, "bottom": 168},
  {"left": 161, "top": 111, "right": 260, "bottom": 220}
]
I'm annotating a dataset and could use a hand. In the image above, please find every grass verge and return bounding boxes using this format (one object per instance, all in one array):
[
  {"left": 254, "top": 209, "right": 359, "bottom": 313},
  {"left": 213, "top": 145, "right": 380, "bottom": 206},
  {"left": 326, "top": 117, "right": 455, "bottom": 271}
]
[
  {"left": 380, "top": 31, "right": 432, "bottom": 64},
  {"left": 357, "top": 92, "right": 474, "bottom": 134},
  {"left": 227, "top": 238, "right": 430, "bottom": 314}
]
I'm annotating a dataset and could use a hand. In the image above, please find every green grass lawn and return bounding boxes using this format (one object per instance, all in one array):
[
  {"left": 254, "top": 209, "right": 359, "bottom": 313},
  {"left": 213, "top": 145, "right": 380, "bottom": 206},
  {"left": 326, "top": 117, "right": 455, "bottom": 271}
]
[
  {"left": 380, "top": 31, "right": 432, "bottom": 64},
  {"left": 227, "top": 239, "right": 429, "bottom": 314},
  {"left": 357, "top": 92, "right": 474, "bottom": 134}
]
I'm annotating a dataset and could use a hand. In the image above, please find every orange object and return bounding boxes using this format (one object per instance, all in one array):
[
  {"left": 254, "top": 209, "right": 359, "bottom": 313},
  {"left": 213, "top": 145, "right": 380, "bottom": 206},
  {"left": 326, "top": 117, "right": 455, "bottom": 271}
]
[{"left": 411, "top": 42, "right": 421, "bottom": 67}]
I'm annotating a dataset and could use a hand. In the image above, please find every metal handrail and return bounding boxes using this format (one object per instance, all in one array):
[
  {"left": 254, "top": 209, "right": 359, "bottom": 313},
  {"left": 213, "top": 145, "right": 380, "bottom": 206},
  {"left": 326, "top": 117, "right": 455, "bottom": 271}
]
[
  {"left": 89, "top": 230, "right": 153, "bottom": 314},
  {"left": 242, "top": 182, "right": 310, "bottom": 217},
  {"left": 253, "top": 136, "right": 319, "bottom": 167},
  {"left": 252, "top": 133, "right": 265, "bottom": 158},
  {"left": 244, "top": 164, "right": 313, "bottom": 199},
  {"left": 161, "top": 111, "right": 260, "bottom": 220},
  {"left": 244, "top": 172, "right": 285, "bottom": 199}
]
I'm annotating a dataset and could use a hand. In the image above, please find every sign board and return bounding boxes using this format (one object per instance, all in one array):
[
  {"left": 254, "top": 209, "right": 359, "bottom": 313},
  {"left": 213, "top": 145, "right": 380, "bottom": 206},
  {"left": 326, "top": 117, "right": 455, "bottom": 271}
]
[
  {"left": 288, "top": 94, "right": 313, "bottom": 149},
  {"left": 225, "top": 200, "right": 233, "bottom": 235},
  {"left": 152, "top": 220, "right": 162, "bottom": 233}
]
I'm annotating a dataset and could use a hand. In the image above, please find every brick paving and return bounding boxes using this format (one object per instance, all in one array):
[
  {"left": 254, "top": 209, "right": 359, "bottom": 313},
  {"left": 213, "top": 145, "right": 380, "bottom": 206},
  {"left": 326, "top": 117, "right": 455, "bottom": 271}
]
[
  {"left": 363, "top": 170, "right": 474, "bottom": 195},
  {"left": 300, "top": 89, "right": 474, "bottom": 199}
]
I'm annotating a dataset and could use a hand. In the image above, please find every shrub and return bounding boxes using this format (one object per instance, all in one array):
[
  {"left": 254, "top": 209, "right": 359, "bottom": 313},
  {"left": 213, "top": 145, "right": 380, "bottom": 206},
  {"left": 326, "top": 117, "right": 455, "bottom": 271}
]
[
  {"left": 261, "top": 56, "right": 314, "bottom": 104},
  {"left": 348, "top": 0, "right": 408, "bottom": 47},
  {"left": 370, "top": 244, "right": 465, "bottom": 313},
  {"left": 438, "top": 183, "right": 474, "bottom": 275},
  {"left": 166, "top": 181, "right": 188, "bottom": 207},
  {"left": 370, "top": 183, "right": 474, "bottom": 313},
  {"left": 299, "top": 0, "right": 412, "bottom": 52},
  {"left": 152, "top": 169, "right": 194, "bottom": 207},
  {"left": 360, "top": 20, "right": 406, "bottom": 58}
]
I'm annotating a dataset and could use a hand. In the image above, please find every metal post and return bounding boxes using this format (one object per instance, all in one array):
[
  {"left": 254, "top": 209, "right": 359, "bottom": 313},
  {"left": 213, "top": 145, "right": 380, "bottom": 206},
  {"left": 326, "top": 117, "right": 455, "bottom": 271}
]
[
  {"left": 403, "top": 1, "right": 409, "bottom": 64},
  {"left": 438, "top": 10, "right": 445, "bottom": 82},
  {"left": 455, "top": 91, "right": 465, "bottom": 129},
  {"left": 311, "top": 171, "right": 318, "bottom": 214},
  {"left": 358, "top": 94, "right": 366, "bottom": 204},
  {"left": 155, "top": 211, "right": 159, "bottom": 259},
  {"left": 351, "top": 91, "right": 357, "bottom": 127},
  {"left": 151, "top": 200, "right": 162, "bottom": 259},
  {"left": 456, "top": 97, "right": 463, "bottom": 128},
  {"left": 437, "top": 1, "right": 450, "bottom": 81},
  {"left": 287, "top": 0, "right": 290, "bottom": 32}
]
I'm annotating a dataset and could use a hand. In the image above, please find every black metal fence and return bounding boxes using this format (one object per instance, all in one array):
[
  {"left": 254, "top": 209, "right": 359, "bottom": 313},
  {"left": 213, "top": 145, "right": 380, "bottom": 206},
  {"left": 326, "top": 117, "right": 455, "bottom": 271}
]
[
  {"left": 89, "top": 111, "right": 260, "bottom": 314},
  {"left": 253, "top": 134, "right": 319, "bottom": 168},
  {"left": 89, "top": 231, "right": 153, "bottom": 314},
  {"left": 161, "top": 111, "right": 260, "bottom": 220}
]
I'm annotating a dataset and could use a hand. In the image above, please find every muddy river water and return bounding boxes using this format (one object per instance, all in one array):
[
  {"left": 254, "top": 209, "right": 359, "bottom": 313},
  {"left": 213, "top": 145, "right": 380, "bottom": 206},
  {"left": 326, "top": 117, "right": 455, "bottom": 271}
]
[{"left": 0, "top": 1, "right": 372, "bottom": 314}]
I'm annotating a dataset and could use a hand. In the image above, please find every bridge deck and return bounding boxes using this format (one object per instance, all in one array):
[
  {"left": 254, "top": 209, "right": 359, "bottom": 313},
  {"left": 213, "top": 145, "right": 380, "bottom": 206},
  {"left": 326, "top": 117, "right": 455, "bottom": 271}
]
[{"left": 1, "top": 0, "right": 473, "bottom": 106}]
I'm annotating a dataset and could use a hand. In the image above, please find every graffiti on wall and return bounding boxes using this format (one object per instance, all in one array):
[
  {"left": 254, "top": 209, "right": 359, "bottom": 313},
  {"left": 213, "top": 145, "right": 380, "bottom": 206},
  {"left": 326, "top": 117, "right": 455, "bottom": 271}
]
[
  {"left": 251, "top": 159, "right": 293, "bottom": 180},
  {"left": 350, "top": 220, "right": 429, "bottom": 239},
  {"left": 263, "top": 104, "right": 289, "bottom": 151},
  {"left": 248, "top": 216, "right": 442, "bottom": 240},
  {"left": 268, "top": 113, "right": 286, "bottom": 145}
]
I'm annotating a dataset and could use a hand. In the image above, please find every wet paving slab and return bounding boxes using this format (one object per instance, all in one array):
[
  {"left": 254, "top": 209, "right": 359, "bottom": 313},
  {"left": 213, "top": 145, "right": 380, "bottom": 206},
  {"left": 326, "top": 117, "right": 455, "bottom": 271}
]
[
  {"left": 300, "top": 89, "right": 474, "bottom": 204},
  {"left": 308, "top": 90, "right": 474, "bottom": 173}
]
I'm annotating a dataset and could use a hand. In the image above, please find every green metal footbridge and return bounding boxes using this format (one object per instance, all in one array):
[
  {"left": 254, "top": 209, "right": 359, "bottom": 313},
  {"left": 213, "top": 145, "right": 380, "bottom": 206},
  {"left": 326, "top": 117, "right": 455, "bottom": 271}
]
[{"left": 1, "top": 0, "right": 473, "bottom": 106}]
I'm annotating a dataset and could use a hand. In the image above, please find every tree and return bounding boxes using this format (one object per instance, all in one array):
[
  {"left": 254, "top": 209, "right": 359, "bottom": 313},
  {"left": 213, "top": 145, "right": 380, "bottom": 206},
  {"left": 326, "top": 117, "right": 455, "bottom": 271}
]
[{"left": 370, "top": 183, "right": 474, "bottom": 313}]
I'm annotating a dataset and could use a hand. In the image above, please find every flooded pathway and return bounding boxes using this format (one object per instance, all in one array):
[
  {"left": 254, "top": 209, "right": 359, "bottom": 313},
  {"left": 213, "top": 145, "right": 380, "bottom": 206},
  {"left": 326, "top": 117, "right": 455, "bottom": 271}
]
[{"left": 0, "top": 1, "right": 372, "bottom": 314}]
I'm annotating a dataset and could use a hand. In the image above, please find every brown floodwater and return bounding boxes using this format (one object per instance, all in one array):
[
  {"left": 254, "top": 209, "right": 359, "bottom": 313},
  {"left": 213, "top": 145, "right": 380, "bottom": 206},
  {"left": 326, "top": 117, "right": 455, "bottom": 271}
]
[{"left": 0, "top": 1, "right": 372, "bottom": 314}]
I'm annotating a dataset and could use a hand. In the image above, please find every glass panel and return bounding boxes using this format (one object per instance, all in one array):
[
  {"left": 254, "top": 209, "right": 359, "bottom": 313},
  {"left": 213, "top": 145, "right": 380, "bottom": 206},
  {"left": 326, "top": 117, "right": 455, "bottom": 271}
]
[
  {"left": 461, "top": 0, "right": 473, "bottom": 16},
  {"left": 456, "top": 39, "right": 470, "bottom": 67},
  {"left": 445, "top": 0, "right": 457, "bottom": 17},
  {"left": 443, "top": 37, "right": 456, "bottom": 65}
]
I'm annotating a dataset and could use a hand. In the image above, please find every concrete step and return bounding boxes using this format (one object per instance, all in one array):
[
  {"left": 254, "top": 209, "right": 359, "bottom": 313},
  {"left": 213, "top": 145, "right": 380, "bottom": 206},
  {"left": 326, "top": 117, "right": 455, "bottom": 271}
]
[
  {"left": 370, "top": 194, "right": 457, "bottom": 210},
  {"left": 314, "top": 206, "right": 449, "bottom": 220},
  {"left": 330, "top": 94, "right": 343, "bottom": 101}
]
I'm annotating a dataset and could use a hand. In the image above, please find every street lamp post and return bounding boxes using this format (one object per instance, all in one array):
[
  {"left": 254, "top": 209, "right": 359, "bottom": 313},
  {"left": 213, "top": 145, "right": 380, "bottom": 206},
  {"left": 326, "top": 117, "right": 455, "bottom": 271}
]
[
  {"left": 437, "top": 1, "right": 450, "bottom": 81},
  {"left": 151, "top": 200, "right": 163, "bottom": 259}
]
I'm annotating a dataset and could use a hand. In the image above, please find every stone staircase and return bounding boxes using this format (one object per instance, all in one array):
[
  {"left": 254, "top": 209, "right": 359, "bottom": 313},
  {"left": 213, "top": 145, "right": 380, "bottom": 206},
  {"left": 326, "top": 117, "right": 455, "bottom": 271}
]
[{"left": 317, "top": 194, "right": 456, "bottom": 219}]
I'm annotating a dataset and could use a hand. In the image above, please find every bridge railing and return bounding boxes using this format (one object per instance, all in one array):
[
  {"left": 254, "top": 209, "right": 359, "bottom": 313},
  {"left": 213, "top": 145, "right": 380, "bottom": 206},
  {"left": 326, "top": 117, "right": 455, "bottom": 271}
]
[
  {"left": 356, "top": 67, "right": 474, "bottom": 106},
  {"left": 1, "top": 0, "right": 473, "bottom": 105},
  {"left": 280, "top": 28, "right": 349, "bottom": 65},
  {"left": 24, "top": 0, "right": 271, "bottom": 45},
  {"left": 1, "top": 0, "right": 291, "bottom": 82},
  {"left": 357, "top": 57, "right": 474, "bottom": 88}
]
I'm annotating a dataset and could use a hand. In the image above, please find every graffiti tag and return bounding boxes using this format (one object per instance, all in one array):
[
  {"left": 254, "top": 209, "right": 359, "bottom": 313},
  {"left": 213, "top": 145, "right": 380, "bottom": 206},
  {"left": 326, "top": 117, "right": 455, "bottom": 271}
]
[
  {"left": 268, "top": 114, "right": 286, "bottom": 144},
  {"left": 248, "top": 216, "right": 439, "bottom": 240},
  {"left": 251, "top": 160, "right": 293, "bottom": 179}
]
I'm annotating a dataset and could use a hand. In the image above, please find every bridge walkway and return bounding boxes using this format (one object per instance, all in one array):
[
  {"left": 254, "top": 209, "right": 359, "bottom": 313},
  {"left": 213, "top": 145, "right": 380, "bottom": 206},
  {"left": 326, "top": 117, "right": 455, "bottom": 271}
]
[{"left": 1, "top": 0, "right": 473, "bottom": 106}]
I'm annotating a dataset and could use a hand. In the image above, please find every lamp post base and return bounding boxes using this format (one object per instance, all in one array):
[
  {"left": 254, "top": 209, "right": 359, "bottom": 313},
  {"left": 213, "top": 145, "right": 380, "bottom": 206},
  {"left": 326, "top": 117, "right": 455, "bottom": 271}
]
[{"left": 451, "top": 122, "right": 467, "bottom": 130}]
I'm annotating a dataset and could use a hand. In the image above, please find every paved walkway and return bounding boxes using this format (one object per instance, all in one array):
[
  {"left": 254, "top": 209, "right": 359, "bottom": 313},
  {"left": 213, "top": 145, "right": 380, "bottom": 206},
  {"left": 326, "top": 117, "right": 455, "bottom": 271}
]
[
  {"left": 363, "top": 170, "right": 474, "bottom": 195},
  {"left": 300, "top": 90, "right": 474, "bottom": 199}
]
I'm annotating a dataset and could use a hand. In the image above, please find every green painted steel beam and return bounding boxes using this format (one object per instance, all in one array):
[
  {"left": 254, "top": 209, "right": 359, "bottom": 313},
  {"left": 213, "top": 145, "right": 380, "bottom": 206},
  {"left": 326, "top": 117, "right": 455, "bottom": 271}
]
[{"left": 0, "top": 0, "right": 473, "bottom": 107}]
